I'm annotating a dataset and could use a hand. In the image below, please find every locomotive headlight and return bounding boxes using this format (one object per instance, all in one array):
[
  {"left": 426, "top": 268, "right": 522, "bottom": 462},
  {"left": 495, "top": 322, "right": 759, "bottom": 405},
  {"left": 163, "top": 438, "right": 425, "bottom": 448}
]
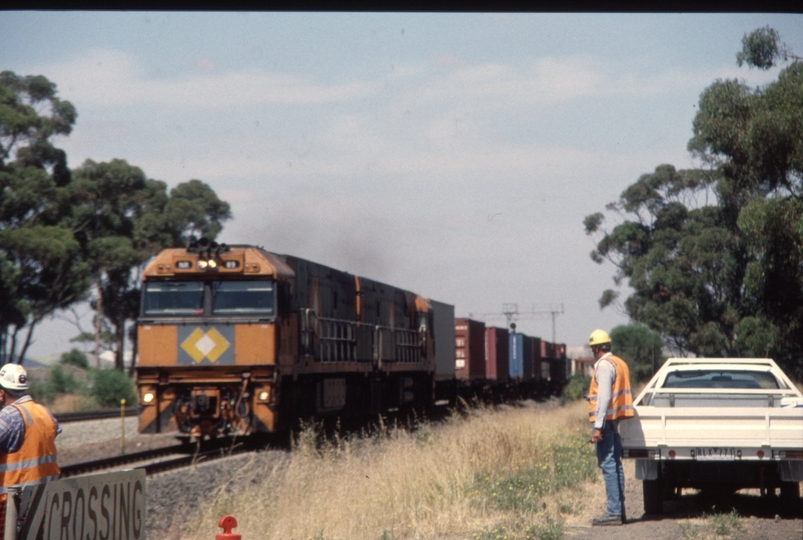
[
  {"left": 207, "top": 259, "right": 218, "bottom": 269},
  {"left": 142, "top": 391, "right": 155, "bottom": 404},
  {"left": 197, "top": 259, "right": 209, "bottom": 269},
  {"left": 258, "top": 390, "right": 270, "bottom": 402}
]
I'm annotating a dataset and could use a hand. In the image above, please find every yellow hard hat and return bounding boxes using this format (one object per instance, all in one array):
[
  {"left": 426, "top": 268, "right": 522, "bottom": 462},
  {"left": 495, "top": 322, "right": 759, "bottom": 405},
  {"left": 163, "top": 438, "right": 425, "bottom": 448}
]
[{"left": 588, "top": 329, "right": 611, "bottom": 347}]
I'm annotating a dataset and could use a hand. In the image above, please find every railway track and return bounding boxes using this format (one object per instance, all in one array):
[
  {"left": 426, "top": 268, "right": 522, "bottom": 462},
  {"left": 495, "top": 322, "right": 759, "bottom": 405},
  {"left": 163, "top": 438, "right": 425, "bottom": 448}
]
[
  {"left": 55, "top": 407, "right": 139, "bottom": 423},
  {"left": 60, "top": 438, "right": 257, "bottom": 478}
]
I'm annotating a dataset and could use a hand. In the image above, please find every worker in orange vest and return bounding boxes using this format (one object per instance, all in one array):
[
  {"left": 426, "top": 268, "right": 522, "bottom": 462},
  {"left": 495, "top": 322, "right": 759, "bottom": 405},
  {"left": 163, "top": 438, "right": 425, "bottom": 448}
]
[
  {"left": 0, "top": 363, "right": 61, "bottom": 538},
  {"left": 586, "top": 329, "right": 634, "bottom": 526}
]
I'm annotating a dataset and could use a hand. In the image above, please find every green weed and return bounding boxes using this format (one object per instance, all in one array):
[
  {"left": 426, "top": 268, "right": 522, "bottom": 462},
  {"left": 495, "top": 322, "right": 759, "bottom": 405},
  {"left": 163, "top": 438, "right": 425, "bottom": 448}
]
[
  {"left": 680, "top": 509, "right": 742, "bottom": 539},
  {"left": 469, "top": 433, "right": 596, "bottom": 513}
]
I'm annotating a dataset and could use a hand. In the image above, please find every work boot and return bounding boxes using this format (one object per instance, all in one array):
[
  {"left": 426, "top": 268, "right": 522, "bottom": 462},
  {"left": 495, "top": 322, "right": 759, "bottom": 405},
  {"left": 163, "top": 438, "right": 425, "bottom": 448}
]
[{"left": 591, "top": 514, "right": 622, "bottom": 526}]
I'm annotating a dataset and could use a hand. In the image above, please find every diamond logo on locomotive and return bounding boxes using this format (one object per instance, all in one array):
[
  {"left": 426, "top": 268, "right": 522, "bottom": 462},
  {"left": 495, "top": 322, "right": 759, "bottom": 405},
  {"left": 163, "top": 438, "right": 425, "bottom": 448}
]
[{"left": 180, "top": 326, "right": 232, "bottom": 364}]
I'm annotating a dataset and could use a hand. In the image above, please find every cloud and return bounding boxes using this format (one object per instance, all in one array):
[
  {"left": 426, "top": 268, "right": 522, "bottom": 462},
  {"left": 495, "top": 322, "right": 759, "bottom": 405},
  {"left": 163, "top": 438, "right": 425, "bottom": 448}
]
[
  {"left": 42, "top": 47, "right": 756, "bottom": 115},
  {"left": 40, "top": 48, "right": 382, "bottom": 108}
]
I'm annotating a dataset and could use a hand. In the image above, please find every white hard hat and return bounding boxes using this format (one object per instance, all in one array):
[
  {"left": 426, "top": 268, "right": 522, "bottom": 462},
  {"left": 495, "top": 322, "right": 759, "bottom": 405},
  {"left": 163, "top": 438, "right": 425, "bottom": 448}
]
[{"left": 0, "top": 363, "right": 29, "bottom": 391}]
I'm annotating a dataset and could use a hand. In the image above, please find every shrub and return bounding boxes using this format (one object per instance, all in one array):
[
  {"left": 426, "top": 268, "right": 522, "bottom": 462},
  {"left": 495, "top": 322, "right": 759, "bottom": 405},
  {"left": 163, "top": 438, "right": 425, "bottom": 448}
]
[
  {"left": 28, "top": 364, "right": 85, "bottom": 405},
  {"left": 50, "top": 365, "right": 83, "bottom": 394},
  {"left": 60, "top": 348, "right": 89, "bottom": 369},
  {"left": 29, "top": 379, "right": 56, "bottom": 405},
  {"left": 561, "top": 373, "right": 590, "bottom": 404},
  {"left": 90, "top": 368, "right": 136, "bottom": 408}
]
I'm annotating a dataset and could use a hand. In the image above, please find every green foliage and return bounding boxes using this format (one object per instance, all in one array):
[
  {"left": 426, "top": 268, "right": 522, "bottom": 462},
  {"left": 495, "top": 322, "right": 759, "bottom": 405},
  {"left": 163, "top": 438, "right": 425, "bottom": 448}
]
[
  {"left": 469, "top": 433, "right": 596, "bottom": 514},
  {"left": 28, "top": 379, "right": 56, "bottom": 405},
  {"left": 70, "top": 330, "right": 115, "bottom": 347},
  {"left": 68, "top": 161, "right": 232, "bottom": 370},
  {"left": 165, "top": 179, "right": 232, "bottom": 245},
  {"left": 50, "top": 365, "right": 83, "bottom": 394},
  {"left": 610, "top": 324, "right": 665, "bottom": 382},
  {"left": 524, "top": 518, "right": 563, "bottom": 540},
  {"left": 0, "top": 71, "right": 91, "bottom": 363},
  {"left": 473, "top": 518, "right": 564, "bottom": 540},
  {"left": 60, "top": 348, "right": 89, "bottom": 369},
  {"left": 89, "top": 368, "right": 135, "bottom": 407},
  {"left": 585, "top": 29, "right": 803, "bottom": 379},
  {"left": 680, "top": 509, "right": 742, "bottom": 539},
  {"left": 737, "top": 26, "right": 782, "bottom": 69},
  {"left": 560, "top": 373, "right": 590, "bottom": 404},
  {"left": 1, "top": 70, "right": 234, "bottom": 370},
  {"left": 28, "top": 363, "right": 86, "bottom": 405}
]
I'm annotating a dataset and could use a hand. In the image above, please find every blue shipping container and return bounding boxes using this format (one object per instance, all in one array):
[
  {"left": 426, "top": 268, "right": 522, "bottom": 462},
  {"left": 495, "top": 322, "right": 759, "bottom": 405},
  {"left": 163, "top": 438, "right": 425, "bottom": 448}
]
[{"left": 509, "top": 333, "right": 523, "bottom": 378}]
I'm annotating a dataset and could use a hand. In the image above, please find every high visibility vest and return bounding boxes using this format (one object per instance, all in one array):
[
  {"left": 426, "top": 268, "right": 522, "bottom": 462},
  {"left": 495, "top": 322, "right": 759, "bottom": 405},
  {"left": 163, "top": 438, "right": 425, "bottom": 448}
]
[
  {"left": 588, "top": 354, "right": 634, "bottom": 423},
  {"left": 0, "top": 401, "right": 60, "bottom": 493}
]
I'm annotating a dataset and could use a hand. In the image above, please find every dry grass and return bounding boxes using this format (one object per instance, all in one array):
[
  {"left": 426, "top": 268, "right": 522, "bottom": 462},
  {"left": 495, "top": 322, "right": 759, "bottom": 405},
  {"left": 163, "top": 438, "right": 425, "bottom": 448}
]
[
  {"left": 48, "top": 393, "right": 100, "bottom": 413},
  {"left": 176, "top": 400, "right": 598, "bottom": 540}
]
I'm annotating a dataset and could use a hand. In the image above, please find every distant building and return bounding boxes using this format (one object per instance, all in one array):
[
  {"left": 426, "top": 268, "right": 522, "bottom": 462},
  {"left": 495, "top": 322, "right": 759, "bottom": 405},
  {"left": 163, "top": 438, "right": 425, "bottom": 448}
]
[{"left": 573, "top": 357, "right": 595, "bottom": 377}]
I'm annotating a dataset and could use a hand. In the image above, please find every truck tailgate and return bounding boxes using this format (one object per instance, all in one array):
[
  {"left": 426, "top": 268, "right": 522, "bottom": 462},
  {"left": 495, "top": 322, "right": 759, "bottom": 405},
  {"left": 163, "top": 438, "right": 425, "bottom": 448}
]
[{"left": 621, "top": 408, "right": 803, "bottom": 449}]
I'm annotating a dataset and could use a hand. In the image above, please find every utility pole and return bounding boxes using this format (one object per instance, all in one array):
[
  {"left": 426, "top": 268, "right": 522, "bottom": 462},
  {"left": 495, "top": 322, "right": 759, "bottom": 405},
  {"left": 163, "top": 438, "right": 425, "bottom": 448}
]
[
  {"left": 478, "top": 303, "right": 564, "bottom": 341},
  {"left": 549, "top": 304, "right": 564, "bottom": 345}
]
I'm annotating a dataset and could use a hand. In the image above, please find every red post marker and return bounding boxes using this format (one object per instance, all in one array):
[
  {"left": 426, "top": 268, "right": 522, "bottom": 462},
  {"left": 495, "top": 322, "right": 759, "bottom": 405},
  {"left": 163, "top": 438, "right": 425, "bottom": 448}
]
[{"left": 217, "top": 515, "right": 241, "bottom": 540}]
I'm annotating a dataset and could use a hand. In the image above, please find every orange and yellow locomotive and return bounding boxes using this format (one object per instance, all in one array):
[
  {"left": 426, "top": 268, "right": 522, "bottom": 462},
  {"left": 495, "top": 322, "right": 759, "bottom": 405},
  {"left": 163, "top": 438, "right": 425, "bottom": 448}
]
[{"left": 136, "top": 239, "right": 435, "bottom": 438}]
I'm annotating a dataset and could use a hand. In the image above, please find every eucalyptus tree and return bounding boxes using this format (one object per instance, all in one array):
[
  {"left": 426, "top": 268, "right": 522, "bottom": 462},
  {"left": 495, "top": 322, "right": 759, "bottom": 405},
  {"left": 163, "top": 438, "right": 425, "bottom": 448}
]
[
  {"left": 585, "top": 29, "right": 803, "bottom": 378},
  {"left": 0, "top": 71, "right": 90, "bottom": 363},
  {"left": 69, "top": 160, "right": 232, "bottom": 370}
]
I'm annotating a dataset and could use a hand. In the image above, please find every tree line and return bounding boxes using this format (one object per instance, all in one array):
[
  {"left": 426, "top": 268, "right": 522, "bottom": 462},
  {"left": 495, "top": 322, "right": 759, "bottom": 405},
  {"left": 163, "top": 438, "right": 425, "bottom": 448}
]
[
  {"left": 586, "top": 28, "right": 803, "bottom": 380},
  {"left": 0, "top": 70, "right": 231, "bottom": 370}
]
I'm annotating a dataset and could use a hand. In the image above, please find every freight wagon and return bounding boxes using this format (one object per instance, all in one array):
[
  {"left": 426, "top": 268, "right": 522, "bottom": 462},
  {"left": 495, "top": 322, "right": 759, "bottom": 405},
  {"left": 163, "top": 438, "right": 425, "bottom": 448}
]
[{"left": 136, "top": 239, "right": 569, "bottom": 438}]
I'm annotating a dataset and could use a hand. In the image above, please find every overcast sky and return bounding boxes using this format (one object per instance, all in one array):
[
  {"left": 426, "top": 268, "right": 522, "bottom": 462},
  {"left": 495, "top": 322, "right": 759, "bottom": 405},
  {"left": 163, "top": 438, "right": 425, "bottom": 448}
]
[{"left": 2, "top": 12, "right": 802, "bottom": 359}]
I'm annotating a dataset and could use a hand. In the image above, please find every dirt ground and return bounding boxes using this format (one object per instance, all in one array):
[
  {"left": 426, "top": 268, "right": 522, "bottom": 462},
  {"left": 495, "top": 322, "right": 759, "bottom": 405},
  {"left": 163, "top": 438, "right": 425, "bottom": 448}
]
[{"left": 563, "top": 460, "right": 803, "bottom": 539}]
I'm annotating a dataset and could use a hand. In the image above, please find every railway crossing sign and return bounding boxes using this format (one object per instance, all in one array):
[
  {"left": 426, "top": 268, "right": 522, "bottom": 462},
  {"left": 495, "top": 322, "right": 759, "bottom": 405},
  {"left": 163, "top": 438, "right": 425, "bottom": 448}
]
[{"left": 16, "top": 470, "right": 145, "bottom": 540}]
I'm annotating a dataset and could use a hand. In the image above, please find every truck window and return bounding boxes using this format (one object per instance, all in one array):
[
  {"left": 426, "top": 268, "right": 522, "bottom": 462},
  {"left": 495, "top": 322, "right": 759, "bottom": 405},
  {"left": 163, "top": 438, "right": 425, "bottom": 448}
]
[
  {"left": 662, "top": 370, "right": 779, "bottom": 389},
  {"left": 143, "top": 281, "right": 204, "bottom": 316}
]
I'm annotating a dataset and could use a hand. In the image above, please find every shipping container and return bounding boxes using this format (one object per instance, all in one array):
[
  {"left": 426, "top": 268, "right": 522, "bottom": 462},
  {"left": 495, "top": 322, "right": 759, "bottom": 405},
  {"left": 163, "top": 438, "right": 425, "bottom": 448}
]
[
  {"left": 484, "top": 326, "right": 509, "bottom": 381},
  {"left": 509, "top": 331, "right": 535, "bottom": 380},
  {"left": 530, "top": 336, "right": 542, "bottom": 379},
  {"left": 509, "top": 332, "right": 523, "bottom": 379},
  {"left": 431, "top": 300, "right": 456, "bottom": 380},
  {"left": 455, "top": 318, "right": 485, "bottom": 379},
  {"left": 540, "top": 340, "right": 554, "bottom": 360}
]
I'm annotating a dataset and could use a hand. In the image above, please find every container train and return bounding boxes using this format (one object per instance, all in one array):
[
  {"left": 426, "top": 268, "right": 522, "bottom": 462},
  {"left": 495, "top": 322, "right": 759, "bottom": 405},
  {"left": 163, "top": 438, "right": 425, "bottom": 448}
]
[{"left": 135, "top": 239, "right": 569, "bottom": 438}]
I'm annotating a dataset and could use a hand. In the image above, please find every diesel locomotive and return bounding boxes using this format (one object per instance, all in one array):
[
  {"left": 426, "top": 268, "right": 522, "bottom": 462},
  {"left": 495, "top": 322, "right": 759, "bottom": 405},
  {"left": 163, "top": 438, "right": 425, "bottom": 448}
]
[{"left": 135, "top": 239, "right": 568, "bottom": 438}]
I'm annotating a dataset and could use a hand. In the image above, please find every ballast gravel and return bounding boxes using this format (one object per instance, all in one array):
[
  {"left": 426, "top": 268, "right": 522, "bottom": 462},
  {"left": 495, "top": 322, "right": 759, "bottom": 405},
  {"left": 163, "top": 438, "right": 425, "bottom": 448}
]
[{"left": 55, "top": 417, "right": 283, "bottom": 540}]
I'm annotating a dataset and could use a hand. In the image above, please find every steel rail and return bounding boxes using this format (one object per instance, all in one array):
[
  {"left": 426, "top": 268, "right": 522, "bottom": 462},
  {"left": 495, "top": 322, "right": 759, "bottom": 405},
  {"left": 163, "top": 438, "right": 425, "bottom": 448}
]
[
  {"left": 59, "top": 438, "right": 255, "bottom": 478},
  {"left": 54, "top": 407, "right": 139, "bottom": 423}
]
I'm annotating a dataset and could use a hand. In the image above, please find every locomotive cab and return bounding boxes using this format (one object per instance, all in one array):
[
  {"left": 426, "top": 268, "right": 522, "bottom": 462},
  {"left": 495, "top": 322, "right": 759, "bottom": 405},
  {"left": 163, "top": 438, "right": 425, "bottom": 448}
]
[{"left": 137, "top": 240, "right": 292, "bottom": 438}]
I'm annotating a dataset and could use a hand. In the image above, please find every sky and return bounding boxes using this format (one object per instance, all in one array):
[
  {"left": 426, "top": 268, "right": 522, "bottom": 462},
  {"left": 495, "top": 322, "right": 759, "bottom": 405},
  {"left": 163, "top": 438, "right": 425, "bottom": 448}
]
[{"left": 2, "top": 12, "right": 802, "bottom": 360}]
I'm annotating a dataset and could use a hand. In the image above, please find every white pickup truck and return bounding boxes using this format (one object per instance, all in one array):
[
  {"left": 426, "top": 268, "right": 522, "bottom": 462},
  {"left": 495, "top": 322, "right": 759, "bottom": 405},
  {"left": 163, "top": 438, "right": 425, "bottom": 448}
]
[{"left": 620, "top": 358, "right": 803, "bottom": 515}]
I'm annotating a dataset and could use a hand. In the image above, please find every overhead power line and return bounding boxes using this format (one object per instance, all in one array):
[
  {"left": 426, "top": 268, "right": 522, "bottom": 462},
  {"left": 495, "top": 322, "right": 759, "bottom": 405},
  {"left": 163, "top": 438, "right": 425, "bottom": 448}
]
[{"left": 471, "top": 303, "right": 564, "bottom": 344}]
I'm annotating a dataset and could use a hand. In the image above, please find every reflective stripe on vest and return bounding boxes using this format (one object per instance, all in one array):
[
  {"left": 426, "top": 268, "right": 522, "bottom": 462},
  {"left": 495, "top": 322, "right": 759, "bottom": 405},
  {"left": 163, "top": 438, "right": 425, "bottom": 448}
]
[
  {"left": 588, "top": 355, "right": 635, "bottom": 422},
  {"left": 0, "top": 401, "right": 60, "bottom": 493}
]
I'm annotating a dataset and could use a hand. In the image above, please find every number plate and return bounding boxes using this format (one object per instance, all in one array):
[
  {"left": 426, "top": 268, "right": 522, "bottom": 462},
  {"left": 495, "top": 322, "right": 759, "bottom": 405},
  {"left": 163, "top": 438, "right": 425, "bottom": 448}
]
[{"left": 695, "top": 447, "right": 736, "bottom": 460}]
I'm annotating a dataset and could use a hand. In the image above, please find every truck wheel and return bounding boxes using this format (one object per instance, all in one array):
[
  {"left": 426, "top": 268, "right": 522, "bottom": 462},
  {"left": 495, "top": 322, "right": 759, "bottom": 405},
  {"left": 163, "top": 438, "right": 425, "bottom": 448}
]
[
  {"left": 779, "top": 481, "right": 801, "bottom": 515},
  {"left": 643, "top": 477, "right": 664, "bottom": 515}
]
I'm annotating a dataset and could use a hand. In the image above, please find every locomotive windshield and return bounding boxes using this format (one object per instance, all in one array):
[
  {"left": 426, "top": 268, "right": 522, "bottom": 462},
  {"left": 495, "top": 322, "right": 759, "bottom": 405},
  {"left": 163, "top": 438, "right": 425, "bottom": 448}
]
[
  {"left": 212, "top": 281, "right": 274, "bottom": 315},
  {"left": 143, "top": 280, "right": 275, "bottom": 317},
  {"left": 143, "top": 281, "right": 204, "bottom": 316}
]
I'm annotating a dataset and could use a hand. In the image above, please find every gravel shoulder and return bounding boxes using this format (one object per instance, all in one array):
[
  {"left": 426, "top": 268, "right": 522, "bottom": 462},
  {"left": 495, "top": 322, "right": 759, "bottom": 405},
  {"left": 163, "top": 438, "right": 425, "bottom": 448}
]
[
  {"left": 56, "top": 416, "right": 179, "bottom": 465},
  {"left": 564, "top": 460, "right": 803, "bottom": 540}
]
